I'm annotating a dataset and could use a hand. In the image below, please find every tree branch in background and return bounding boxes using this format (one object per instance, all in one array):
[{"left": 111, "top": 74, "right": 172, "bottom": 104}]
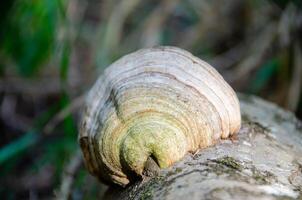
[
  {"left": 55, "top": 150, "right": 82, "bottom": 200},
  {"left": 44, "top": 95, "right": 84, "bottom": 135},
  {"left": 287, "top": 43, "right": 302, "bottom": 111}
]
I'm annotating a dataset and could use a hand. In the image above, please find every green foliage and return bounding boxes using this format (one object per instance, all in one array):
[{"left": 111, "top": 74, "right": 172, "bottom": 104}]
[
  {"left": 249, "top": 58, "right": 280, "bottom": 94},
  {"left": 40, "top": 135, "right": 77, "bottom": 179},
  {"left": 0, "top": 92, "right": 77, "bottom": 165},
  {"left": 2, "top": 0, "right": 63, "bottom": 76},
  {"left": 270, "top": 0, "right": 302, "bottom": 8},
  {"left": 0, "top": 131, "right": 38, "bottom": 165},
  {"left": 60, "top": 93, "right": 77, "bottom": 137},
  {"left": 60, "top": 43, "right": 71, "bottom": 82}
]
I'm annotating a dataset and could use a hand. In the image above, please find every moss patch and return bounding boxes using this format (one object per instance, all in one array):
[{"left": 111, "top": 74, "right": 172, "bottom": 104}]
[
  {"left": 137, "top": 175, "right": 164, "bottom": 199},
  {"left": 206, "top": 156, "right": 277, "bottom": 185},
  {"left": 201, "top": 156, "right": 243, "bottom": 176},
  {"left": 212, "top": 156, "right": 243, "bottom": 171},
  {"left": 166, "top": 167, "right": 183, "bottom": 177},
  {"left": 251, "top": 169, "right": 276, "bottom": 184},
  {"left": 175, "top": 167, "right": 182, "bottom": 173},
  {"left": 139, "top": 189, "right": 152, "bottom": 200}
]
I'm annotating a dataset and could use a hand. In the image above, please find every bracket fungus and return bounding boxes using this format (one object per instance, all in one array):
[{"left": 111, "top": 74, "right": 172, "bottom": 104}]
[{"left": 79, "top": 46, "right": 241, "bottom": 186}]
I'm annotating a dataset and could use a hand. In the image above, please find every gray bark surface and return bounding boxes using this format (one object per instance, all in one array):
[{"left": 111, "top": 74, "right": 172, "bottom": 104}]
[{"left": 105, "top": 95, "right": 302, "bottom": 200}]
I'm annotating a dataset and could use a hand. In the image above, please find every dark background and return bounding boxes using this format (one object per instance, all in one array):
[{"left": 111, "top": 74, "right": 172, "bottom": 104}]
[{"left": 0, "top": 0, "right": 301, "bottom": 199}]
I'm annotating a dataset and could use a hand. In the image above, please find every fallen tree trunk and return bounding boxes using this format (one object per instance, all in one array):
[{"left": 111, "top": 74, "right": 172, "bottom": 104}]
[{"left": 104, "top": 95, "right": 302, "bottom": 200}]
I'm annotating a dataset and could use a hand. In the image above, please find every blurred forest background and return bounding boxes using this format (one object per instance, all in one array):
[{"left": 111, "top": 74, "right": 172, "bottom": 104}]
[{"left": 0, "top": 0, "right": 301, "bottom": 199}]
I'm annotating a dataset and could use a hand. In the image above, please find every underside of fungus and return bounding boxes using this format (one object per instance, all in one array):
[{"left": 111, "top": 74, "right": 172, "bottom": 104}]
[{"left": 79, "top": 46, "right": 241, "bottom": 186}]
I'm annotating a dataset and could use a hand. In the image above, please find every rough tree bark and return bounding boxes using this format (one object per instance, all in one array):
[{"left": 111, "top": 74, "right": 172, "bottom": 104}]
[{"left": 102, "top": 95, "right": 302, "bottom": 200}]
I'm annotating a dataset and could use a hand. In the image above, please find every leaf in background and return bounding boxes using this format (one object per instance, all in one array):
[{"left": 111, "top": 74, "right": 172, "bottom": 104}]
[
  {"left": 249, "top": 58, "right": 280, "bottom": 94},
  {"left": 269, "top": 0, "right": 302, "bottom": 9},
  {"left": 60, "top": 43, "right": 71, "bottom": 82},
  {"left": 33, "top": 101, "right": 62, "bottom": 129},
  {"left": 3, "top": 0, "right": 63, "bottom": 76},
  {"left": 0, "top": 100, "right": 63, "bottom": 167},
  {"left": 0, "top": 1, "right": 15, "bottom": 32},
  {"left": 0, "top": 131, "right": 39, "bottom": 165},
  {"left": 40, "top": 136, "right": 77, "bottom": 179},
  {"left": 60, "top": 93, "right": 77, "bottom": 137}
]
